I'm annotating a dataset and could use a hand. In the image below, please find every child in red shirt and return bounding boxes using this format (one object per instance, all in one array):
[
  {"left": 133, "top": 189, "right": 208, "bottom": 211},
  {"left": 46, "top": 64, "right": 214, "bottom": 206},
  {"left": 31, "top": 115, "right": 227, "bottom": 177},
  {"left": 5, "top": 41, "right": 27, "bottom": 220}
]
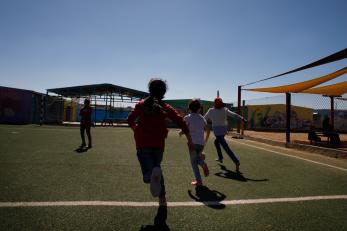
[
  {"left": 80, "top": 98, "right": 92, "bottom": 148},
  {"left": 128, "top": 79, "right": 193, "bottom": 205}
]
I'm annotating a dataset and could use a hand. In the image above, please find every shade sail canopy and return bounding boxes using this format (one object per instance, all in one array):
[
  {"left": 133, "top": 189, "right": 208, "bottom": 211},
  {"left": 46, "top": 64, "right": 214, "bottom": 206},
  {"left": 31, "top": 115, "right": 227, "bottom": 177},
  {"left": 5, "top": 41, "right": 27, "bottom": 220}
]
[
  {"left": 244, "top": 67, "right": 347, "bottom": 93},
  {"left": 301, "top": 81, "right": 347, "bottom": 97},
  {"left": 242, "top": 48, "right": 347, "bottom": 87}
]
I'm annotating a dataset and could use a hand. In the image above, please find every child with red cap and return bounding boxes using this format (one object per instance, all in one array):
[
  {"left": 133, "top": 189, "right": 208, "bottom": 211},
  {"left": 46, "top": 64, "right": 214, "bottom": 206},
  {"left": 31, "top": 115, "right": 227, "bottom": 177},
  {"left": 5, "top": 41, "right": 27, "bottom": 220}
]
[{"left": 204, "top": 97, "right": 247, "bottom": 172}]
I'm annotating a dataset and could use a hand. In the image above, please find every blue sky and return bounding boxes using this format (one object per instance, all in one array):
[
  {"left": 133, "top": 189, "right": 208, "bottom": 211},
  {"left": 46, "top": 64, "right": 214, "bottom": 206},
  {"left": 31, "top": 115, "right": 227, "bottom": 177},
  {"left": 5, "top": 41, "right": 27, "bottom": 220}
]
[{"left": 0, "top": 0, "right": 346, "bottom": 102}]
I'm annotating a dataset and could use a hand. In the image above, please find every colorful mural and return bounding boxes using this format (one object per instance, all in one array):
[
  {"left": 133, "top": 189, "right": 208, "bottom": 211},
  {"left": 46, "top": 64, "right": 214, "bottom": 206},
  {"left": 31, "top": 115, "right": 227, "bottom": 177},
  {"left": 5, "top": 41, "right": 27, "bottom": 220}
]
[{"left": 247, "top": 104, "right": 313, "bottom": 130}]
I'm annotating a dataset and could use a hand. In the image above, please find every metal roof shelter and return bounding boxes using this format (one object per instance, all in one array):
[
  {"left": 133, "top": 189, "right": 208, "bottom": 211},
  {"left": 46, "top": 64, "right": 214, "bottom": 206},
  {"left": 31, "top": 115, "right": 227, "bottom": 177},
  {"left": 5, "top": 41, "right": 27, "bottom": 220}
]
[
  {"left": 46, "top": 83, "right": 149, "bottom": 125},
  {"left": 47, "top": 83, "right": 149, "bottom": 102}
]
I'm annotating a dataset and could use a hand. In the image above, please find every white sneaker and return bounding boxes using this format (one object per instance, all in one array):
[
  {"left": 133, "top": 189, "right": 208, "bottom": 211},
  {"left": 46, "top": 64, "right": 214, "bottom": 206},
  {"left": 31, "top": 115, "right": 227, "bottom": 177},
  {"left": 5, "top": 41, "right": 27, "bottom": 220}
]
[{"left": 150, "top": 167, "right": 162, "bottom": 197}]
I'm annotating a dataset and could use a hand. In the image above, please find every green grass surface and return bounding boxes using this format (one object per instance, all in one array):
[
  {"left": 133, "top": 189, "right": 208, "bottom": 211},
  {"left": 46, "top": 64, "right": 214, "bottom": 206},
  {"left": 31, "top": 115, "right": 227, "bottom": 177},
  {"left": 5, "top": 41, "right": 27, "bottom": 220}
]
[{"left": 1, "top": 125, "right": 347, "bottom": 231}]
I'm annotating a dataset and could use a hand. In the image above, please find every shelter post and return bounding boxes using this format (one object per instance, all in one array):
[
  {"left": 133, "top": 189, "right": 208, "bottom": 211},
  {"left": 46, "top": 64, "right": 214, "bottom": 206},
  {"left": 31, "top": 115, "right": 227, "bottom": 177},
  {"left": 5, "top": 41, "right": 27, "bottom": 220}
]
[
  {"left": 286, "top": 93, "right": 291, "bottom": 143},
  {"left": 94, "top": 96, "right": 97, "bottom": 127},
  {"left": 241, "top": 100, "right": 245, "bottom": 136},
  {"left": 330, "top": 96, "right": 335, "bottom": 130},
  {"left": 237, "top": 85, "right": 241, "bottom": 133}
]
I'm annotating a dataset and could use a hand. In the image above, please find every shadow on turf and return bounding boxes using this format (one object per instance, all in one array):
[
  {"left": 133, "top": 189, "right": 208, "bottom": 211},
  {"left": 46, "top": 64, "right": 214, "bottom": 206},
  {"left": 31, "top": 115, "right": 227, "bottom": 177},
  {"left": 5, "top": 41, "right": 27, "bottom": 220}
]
[
  {"left": 188, "top": 185, "right": 226, "bottom": 209},
  {"left": 139, "top": 205, "right": 170, "bottom": 231},
  {"left": 215, "top": 164, "right": 269, "bottom": 182},
  {"left": 74, "top": 147, "right": 89, "bottom": 153}
]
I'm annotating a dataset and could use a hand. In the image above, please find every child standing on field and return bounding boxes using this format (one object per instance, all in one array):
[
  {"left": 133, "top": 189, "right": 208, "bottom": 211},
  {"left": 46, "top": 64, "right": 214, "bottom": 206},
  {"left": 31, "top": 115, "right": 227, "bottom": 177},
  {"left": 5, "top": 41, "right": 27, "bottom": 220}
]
[
  {"left": 80, "top": 98, "right": 92, "bottom": 148},
  {"left": 181, "top": 99, "right": 210, "bottom": 186},
  {"left": 127, "top": 79, "right": 194, "bottom": 205}
]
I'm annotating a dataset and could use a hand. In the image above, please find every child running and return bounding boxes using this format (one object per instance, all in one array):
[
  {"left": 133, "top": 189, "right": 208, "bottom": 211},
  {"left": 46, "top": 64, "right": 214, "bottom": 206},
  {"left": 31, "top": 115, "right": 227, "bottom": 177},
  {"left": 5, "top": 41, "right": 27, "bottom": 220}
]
[
  {"left": 181, "top": 99, "right": 210, "bottom": 186},
  {"left": 127, "top": 79, "right": 194, "bottom": 205},
  {"left": 79, "top": 98, "right": 92, "bottom": 149},
  {"left": 204, "top": 97, "right": 247, "bottom": 172}
]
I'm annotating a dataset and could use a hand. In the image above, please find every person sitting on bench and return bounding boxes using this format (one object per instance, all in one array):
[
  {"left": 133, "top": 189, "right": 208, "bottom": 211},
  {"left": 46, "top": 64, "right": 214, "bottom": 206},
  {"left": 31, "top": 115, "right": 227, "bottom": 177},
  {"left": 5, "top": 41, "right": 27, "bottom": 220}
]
[
  {"left": 308, "top": 125, "right": 321, "bottom": 144},
  {"left": 322, "top": 116, "right": 341, "bottom": 145}
]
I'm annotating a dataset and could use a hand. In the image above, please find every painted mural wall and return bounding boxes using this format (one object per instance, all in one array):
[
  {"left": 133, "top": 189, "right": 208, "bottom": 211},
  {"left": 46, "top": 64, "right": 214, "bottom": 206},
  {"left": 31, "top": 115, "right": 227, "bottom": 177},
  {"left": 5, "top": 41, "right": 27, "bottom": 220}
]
[{"left": 247, "top": 104, "right": 313, "bottom": 130}]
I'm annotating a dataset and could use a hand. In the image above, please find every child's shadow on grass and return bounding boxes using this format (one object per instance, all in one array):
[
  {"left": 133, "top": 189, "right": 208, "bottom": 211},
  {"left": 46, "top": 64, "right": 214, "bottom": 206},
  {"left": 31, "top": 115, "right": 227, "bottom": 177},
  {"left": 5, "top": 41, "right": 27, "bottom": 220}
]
[
  {"left": 74, "top": 147, "right": 89, "bottom": 153},
  {"left": 139, "top": 205, "right": 170, "bottom": 231},
  {"left": 215, "top": 164, "right": 269, "bottom": 182},
  {"left": 188, "top": 185, "right": 226, "bottom": 209}
]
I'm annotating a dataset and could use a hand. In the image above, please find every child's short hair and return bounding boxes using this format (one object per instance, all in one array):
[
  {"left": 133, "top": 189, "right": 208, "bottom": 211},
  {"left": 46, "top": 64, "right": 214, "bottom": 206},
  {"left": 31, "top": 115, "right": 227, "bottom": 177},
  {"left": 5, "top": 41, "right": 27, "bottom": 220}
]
[
  {"left": 189, "top": 99, "right": 201, "bottom": 113},
  {"left": 148, "top": 79, "right": 167, "bottom": 99},
  {"left": 84, "top": 98, "right": 90, "bottom": 105}
]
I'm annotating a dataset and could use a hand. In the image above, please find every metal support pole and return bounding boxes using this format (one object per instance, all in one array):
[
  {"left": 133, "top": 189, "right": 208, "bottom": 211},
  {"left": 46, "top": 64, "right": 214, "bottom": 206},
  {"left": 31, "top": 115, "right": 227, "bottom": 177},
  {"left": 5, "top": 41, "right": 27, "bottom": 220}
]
[
  {"left": 94, "top": 95, "right": 97, "bottom": 127},
  {"left": 330, "top": 96, "right": 334, "bottom": 130},
  {"left": 241, "top": 100, "right": 246, "bottom": 136},
  {"left": 40, "top": 93, "right": 45, "bottom": 126},
  {"left": 105, "top": 94, "right": 108, "bottom": 121},
  {"left": 237, "top": 86, "right": 241, "bottom": 133},
  {"left": 286, "top": 93, "right": 291, "bottom": 143}
]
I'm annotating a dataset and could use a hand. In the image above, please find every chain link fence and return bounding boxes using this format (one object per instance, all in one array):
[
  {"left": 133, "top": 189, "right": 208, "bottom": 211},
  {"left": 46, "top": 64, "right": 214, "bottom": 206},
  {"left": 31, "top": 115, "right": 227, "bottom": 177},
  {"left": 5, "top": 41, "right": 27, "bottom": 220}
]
[{"left": 235, "top": 93, "right": 347, "bottom": 133}]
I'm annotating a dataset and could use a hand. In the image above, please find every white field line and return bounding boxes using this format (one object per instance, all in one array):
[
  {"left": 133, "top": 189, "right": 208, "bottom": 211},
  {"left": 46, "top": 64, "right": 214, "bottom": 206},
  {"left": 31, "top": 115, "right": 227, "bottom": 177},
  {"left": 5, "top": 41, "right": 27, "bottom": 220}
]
[
  {"left": 228, "top": 138, "right": 347, "bottom": 172},
  {"left": 0, "top": 195, "right": 347, "bottom": 208}
]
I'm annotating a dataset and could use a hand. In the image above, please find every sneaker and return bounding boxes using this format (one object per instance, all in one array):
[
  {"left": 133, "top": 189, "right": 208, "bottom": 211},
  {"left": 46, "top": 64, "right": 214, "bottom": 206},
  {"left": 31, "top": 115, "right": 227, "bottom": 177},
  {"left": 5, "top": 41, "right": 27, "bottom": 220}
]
[
  {"left": 215, "top": 158, "right": 223, "bottom": 163},
  {"left": 87, "top": 144, "right": 92, "bottom": 149},
  {"left": 191, "top": 180, "right": 202, "bottom": 186},
  {"left": 150, "top": 167, "right": 162, "bottom": 197},
  {"left": 202, "top": 163, "right": 209, "bottom": 177},
  {"left": 79, "top": 143, "right": 86, "bottom": 148},
  {"left": 159, "top": 196, "right": 167, "bottom": 206}
]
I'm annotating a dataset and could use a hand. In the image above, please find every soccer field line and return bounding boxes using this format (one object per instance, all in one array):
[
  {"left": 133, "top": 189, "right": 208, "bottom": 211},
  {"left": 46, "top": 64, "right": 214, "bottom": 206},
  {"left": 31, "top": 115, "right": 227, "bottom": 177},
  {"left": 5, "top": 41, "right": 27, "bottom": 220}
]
[
  {"left": 0, "top": 195, "right": 347, "bottom": 208},
  {"left": 228, "top": 138, "right": 347, "bottom": 172}
]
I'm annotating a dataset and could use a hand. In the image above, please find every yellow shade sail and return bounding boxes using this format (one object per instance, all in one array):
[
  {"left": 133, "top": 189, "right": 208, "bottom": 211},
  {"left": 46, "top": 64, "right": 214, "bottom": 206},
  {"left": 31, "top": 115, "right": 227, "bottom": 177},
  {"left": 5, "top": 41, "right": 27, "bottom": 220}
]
[
  {"left": 301, "top": 81, "right": 347, "bottom": 97},
  {"left": 245, "top": 67, "right": 347, "bottom": 93}
]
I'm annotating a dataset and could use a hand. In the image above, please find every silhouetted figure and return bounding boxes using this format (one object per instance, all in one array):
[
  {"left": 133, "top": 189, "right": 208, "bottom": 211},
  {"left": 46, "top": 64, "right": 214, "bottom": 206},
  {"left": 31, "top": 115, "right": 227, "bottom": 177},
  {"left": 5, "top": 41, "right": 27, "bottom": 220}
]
[
  {"left": 308, "top": 125, "right": 321, "bottom": 145},
  {"left": 204, "top": 97, "right": 247, "bottom": 172},
  {"left": 79, "top": 98, "right": 92, "bottom": 149},
  {"left": 188, "top": 185, "right": 226, "bottom": 209},
  {"left": 128, "top": 79, "right": 194, "bottom": 206},
  {"left": 322, "top": 116, "right": 340, "bottom": 145},
  {"left": 180, "top": 99, "right": 210, "bottom": 186}
]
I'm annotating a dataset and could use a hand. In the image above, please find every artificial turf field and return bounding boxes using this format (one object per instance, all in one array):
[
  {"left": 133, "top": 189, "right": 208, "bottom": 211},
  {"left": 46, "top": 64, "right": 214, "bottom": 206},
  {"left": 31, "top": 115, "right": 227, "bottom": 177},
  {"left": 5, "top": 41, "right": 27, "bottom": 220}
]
[{"left": 0, "top": 125, "right": 347, "bottom": 231}]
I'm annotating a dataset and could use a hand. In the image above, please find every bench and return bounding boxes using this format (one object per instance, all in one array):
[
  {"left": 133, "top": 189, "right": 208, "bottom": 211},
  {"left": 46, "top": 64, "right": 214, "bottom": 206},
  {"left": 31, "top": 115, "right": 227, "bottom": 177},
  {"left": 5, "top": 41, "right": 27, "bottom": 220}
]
[
  {"left": 101, "top": 117, "right": 128, "bottom": 126},
  {"left": 308, "top": 130, "right": 341, "bottom": 145}
]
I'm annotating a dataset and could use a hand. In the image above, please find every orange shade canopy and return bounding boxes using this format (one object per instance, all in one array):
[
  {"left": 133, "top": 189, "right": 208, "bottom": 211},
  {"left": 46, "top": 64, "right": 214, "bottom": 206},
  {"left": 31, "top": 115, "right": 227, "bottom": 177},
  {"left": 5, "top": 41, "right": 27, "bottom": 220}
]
[
  {"left": 245, "top": 67, "right": 347, "bottom": 93},
  {"left": 301, "top": 81, "right": 347, "bottom": 97}
]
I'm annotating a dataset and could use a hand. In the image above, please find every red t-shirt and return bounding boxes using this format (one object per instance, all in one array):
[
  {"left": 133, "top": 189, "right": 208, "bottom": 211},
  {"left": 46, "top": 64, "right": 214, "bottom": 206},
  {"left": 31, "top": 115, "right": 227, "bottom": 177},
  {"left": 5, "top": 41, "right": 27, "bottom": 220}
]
[
  {"left": 80, "top": 106, "right": 92, "bottom": 126},
  {"left": 127, "top": 99, "right": 189, "bottom": 151}
]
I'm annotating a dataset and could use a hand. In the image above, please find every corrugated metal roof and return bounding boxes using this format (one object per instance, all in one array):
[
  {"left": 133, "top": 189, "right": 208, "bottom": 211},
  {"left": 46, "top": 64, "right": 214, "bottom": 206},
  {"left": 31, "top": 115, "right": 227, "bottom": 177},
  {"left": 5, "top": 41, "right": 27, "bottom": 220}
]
[{"left": 47, "top": 83, "right": 149, "bottom": 99}]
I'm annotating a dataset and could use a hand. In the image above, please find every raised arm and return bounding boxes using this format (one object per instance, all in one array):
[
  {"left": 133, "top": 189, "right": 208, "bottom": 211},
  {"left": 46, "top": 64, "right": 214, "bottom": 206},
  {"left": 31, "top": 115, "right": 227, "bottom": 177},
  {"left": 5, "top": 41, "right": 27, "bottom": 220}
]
[{"left": 226, "top": 108, "right": 246, "bottom": 122}]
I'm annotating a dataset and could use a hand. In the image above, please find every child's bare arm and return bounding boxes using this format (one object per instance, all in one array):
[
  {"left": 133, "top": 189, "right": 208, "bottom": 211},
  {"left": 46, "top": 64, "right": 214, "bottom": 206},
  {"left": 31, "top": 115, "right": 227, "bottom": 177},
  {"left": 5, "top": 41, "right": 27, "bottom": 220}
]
[{"left": 205, "top": 128, "right": 210, "bottom": 143}]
